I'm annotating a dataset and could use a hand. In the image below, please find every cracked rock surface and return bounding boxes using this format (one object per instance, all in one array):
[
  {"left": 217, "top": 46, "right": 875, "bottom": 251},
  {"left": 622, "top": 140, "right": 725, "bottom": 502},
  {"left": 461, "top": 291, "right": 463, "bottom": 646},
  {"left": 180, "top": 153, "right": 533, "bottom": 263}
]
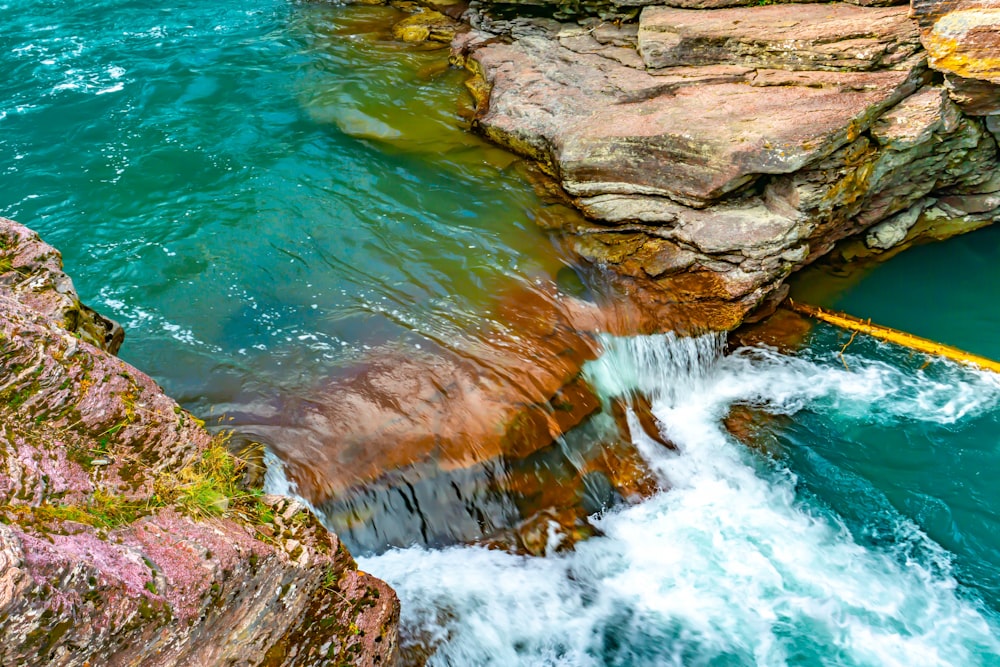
[
  {"left": 456, "top": 0, "right": 1000, "bottom": 328},
  {"left": 0, "top": 217, "right": 399, "bottom": 667}
]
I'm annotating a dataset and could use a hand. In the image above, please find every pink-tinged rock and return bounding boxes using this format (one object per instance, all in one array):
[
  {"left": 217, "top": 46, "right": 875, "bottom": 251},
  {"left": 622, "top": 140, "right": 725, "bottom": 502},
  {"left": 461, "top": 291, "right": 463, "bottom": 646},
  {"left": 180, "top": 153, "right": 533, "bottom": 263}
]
[
  {"left": 637, "top": 4, "right": 920, "bottom": 72},
  {"left": 469, "top": 35, "right": 919, "bottom": 208},
  {"left": 0, "top": 217, "right": 399, "bottom": 665},
  {"left": 911, "top": 0, "right": 1000, "bottom": 114},
  {"left": 0, "top": 218, "right": 123, "bottom": 354},
  {"left": 2, "top": 500, "right": 398, "bottom": 666},
  {"left": 459, "top": 3, "right": 1000, "bottom": 327}
]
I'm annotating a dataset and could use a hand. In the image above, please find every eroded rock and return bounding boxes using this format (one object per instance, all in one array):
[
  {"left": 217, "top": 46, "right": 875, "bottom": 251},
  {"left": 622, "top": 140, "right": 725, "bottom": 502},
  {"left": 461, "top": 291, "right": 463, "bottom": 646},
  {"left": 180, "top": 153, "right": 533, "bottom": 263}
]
[
  {"left": 638, "top": 4, "right": 920, "bottom": 72},
  {"left": 0, "top": 217, "right": 398, "bottom": 666},
  {"left": 912, "top": 0, "right": 1000, "bottom": 114},
  {"left": 456, "top": 1, "right": 1000, "bottom": 328}
]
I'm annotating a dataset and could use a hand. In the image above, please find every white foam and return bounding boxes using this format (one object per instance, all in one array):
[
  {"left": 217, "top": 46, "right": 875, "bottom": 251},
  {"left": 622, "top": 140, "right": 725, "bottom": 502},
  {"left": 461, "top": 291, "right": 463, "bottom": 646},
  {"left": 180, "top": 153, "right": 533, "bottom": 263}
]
[{"left": 361, "top": 334, "right": 1000, "bottom": 666}]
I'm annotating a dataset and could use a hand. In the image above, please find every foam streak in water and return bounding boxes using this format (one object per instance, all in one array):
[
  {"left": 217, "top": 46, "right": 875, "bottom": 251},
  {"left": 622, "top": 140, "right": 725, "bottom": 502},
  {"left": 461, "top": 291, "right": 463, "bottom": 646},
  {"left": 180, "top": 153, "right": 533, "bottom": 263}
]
[{"left": 361, "top": 335, "right": 1000, "bottom": 666}]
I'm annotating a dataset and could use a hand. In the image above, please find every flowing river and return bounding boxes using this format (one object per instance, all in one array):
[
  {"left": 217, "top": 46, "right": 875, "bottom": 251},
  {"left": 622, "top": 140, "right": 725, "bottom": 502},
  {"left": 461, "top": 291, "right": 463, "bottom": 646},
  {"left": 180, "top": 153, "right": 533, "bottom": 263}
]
[{"left": 4, "top": 0, "right": 1000, "bottom": 664}]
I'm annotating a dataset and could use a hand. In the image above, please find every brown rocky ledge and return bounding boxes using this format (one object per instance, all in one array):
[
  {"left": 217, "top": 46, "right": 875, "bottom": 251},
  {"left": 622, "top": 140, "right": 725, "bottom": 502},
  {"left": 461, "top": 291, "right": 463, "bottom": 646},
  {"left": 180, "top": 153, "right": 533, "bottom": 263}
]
[
  {"left": 442, "top": 0, "right": 1000, "bottom": 329},
  {"left": 259, "top": 0, "right": 1000, "bottom": 552},
  {"left": 0, "top": 217, "right": 398, "bottom": 666}
]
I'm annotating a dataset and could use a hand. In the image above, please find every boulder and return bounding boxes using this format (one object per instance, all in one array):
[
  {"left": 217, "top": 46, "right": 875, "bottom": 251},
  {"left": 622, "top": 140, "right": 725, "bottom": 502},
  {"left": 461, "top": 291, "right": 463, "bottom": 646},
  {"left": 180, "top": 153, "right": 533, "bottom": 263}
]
[{"left": 456, "top": 2, "right": 1000, "bottom": 327}]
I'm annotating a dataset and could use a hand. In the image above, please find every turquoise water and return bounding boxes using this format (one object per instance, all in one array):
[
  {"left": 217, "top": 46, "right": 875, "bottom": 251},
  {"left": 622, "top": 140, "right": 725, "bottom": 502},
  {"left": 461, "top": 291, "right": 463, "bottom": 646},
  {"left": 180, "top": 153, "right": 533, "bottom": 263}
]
[
  {"left": 801, "top": 230, "right": 1000, "bottom": 611},
  {"left": 5, "top": 0, "right": 1000, "bottom": 663},
  {"left": 1, "top": 0, "right": 568, "bottom": 419}
]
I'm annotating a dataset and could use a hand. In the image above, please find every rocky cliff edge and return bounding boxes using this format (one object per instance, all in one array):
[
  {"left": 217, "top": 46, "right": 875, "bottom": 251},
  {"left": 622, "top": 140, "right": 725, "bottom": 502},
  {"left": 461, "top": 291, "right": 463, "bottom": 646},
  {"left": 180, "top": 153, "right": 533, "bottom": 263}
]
[
  {"left": 0, "top": 216, "right": 399, "bottom": 666},
  {"left": 432, "top": 0, "right": 1000, "bottom": 329}
]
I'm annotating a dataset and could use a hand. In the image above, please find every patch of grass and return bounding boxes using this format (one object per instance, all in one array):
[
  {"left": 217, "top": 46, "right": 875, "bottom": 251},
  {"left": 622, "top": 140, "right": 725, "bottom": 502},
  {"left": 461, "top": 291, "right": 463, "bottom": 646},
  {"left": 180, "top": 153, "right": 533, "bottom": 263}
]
[
  {"left": 25, "top": 487, "right": 142, "bottom": 529},
  {"left": 10, "top": 433, "right": 276, "bottom": 530}
]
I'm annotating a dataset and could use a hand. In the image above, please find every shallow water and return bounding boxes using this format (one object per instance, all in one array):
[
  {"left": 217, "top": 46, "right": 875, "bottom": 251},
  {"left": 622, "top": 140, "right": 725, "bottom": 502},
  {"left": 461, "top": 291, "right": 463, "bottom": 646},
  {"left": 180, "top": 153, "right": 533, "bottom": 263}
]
[
  {"left": 1, "top": 0, "right": 571, "bottom": 417},
  {"left": 5, "top": 0, "right": 1000, "bottom": 664}
]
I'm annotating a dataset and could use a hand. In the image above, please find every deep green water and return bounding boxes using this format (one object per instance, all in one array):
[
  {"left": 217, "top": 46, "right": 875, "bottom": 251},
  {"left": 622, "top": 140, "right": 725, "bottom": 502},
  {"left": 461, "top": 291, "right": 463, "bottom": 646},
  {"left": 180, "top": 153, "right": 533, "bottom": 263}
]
[
  {"left": 4, "top": 0, "right": 1000, "bottom": 664},
  {"left": 798, "top": 230, "right": 1000, "bottom": 612}
]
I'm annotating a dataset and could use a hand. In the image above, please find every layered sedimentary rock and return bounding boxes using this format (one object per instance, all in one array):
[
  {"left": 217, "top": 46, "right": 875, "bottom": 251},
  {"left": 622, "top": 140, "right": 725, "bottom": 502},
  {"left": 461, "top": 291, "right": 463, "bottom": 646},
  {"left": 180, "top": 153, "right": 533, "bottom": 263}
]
[
  {"left": 912, "top": 0, "right": 1000, "bottom": 115},
  {"left": 0, "top": 217, "right": 398, "bottom": 666},
  {"left": 474, "top": 0, "right": 906, "bottom": 22},
  {"left": 453, "top": 1, "right": 1000, "bottom": 328}
]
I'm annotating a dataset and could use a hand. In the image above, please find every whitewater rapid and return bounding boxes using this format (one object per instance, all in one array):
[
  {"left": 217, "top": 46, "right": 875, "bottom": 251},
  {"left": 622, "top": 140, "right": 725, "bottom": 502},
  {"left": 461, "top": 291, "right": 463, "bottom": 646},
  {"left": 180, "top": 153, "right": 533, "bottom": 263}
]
[{"left": 359, "top": 334, "right": 1000, "bottom": 666}]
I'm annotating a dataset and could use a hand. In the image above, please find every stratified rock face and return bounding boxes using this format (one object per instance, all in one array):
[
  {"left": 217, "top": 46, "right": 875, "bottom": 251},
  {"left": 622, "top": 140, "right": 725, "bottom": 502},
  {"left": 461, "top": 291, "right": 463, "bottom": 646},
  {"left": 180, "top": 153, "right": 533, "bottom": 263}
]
[
  {"left": 475, "top": 0, "right": 906, "bottom": 21},
  {"left": 0, "top": 217, "right": 399, "bottom": 666},
  {"left": 457, "top": 2, "right": 1000, "bottom": 328},
  {"left": 637, "top": 5, "right": 921, "bottom": 71},
  {"left": 912, "top": 0, "right": 1000, "bottom": 115}
]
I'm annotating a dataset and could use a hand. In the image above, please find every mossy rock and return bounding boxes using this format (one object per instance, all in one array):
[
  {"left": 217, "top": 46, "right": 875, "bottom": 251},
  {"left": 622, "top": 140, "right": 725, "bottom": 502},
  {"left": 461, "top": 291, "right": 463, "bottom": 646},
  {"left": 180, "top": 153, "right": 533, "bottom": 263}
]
[{"left": 392, "top": 9, "right": 463, "bottom": 44}]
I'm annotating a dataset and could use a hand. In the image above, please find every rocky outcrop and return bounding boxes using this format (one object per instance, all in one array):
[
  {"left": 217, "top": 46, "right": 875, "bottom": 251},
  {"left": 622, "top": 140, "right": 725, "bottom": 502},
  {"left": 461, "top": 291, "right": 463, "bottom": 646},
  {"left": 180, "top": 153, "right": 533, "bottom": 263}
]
[
  {"left": 637, "top": 5, "right": 921, "bottom": 71},
  {"left": 474, "top": 0, "right": 907, "bottom": 22},
  {"left": 912, "top": 0, "right": 1000, "bottom": 115},
  {"left": 0, "top": 217, "right": 398, "bottom": 666},
  {"left": 452, "top": 1, "right": 1000, "bottom": 328}
]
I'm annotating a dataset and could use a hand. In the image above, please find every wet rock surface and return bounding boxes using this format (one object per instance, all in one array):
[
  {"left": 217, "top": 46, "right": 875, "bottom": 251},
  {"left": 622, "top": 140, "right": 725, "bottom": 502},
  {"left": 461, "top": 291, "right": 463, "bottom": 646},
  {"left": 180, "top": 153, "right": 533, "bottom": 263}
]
[
  {"left": 261, "top": 282, "right": 604, "bottom": 509},
  {"left": 454, "top": 1, "right": 1000, "bottom": 328},
  {"left": 0, "top": 217, "right": 398, "bottom": 666}
]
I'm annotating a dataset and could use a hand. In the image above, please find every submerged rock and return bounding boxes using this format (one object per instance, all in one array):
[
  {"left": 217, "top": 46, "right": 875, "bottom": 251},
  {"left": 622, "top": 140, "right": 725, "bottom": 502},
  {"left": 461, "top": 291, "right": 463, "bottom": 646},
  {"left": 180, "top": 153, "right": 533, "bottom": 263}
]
[
  {"left": 0, "top": 217, "right": 398, "bottom": 666},
  {"left": 262, "top": 282, "right": 605, "bottom": 505},
  {"left": 455, "top": 1, "right": 1000, "bottom": 329}
]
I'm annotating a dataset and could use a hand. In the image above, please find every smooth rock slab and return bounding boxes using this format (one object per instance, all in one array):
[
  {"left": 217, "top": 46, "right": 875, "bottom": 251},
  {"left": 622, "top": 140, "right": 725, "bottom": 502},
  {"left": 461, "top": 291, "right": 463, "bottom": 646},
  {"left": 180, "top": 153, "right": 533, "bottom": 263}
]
[
  {"left": 469, "top": 35, "right": 919, "bottom": 206},
  {"left": 637, "top": 4, "right": 920, "bottom": 72}
]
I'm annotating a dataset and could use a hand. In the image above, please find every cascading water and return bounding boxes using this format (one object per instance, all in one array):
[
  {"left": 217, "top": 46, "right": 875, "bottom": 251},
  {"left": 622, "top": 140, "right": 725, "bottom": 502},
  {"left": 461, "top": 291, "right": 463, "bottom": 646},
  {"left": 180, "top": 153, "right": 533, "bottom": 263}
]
[{"left": 360, "top": 334, "right": 1000, "bottom": 666}]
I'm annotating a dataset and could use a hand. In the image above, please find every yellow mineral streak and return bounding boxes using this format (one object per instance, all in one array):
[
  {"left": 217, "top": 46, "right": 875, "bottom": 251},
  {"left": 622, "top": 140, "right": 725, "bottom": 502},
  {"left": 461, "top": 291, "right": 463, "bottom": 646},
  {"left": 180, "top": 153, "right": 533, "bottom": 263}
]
[
  {"left": 784, "top": 299, "right": 1000, "bottom": 374},
  {"left": 926, "top": 10, "right": 1000, "bottom": 83}
]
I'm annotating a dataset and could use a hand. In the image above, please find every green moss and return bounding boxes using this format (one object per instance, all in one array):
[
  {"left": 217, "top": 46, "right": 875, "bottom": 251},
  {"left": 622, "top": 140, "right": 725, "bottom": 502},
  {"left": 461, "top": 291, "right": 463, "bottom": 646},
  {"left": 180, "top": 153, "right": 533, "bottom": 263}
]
[{"left": 7, "top": 432, "right": 279, "bottom": 530}]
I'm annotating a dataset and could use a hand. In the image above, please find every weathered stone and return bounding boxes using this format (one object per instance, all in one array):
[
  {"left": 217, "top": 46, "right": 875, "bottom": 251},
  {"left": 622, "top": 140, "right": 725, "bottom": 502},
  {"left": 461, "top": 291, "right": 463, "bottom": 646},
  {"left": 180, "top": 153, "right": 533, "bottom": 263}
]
[
  {"left": 475, "top": 0, "right": 904, "bottom": 19},
  {"left": 0, "top": 221, "right": 123, "bottom": 354},
  {"left": 912, "top": 0, "right": 1000, "bottom": 113},
  {"left": 865, "top": 202, "right": 925, "bottom": 248},
  {"left": 638, "top": 4, "right": 920, "bottom": 72},
  {"left": 459, "top": 27, "right": 971, "bottom": 323},
  {"left": 469, "top": 35, "right": 920, "bottom": 207},
  {"left": 456, "top": 0, "right": 1000, "bottom": 328},
  {"left": 392, "top": 8, "right": 465, "bottom": 44},
  {"left": 0, "top": 217, "right": 398, "bottom": 666}
]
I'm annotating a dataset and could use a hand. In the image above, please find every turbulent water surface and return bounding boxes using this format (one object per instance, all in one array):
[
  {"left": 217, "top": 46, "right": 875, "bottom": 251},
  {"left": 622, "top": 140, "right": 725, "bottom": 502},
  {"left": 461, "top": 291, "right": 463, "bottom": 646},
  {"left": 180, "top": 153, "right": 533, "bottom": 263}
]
[{"left": 4, "top": 0, "right": 1000, "bottom": 664}]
